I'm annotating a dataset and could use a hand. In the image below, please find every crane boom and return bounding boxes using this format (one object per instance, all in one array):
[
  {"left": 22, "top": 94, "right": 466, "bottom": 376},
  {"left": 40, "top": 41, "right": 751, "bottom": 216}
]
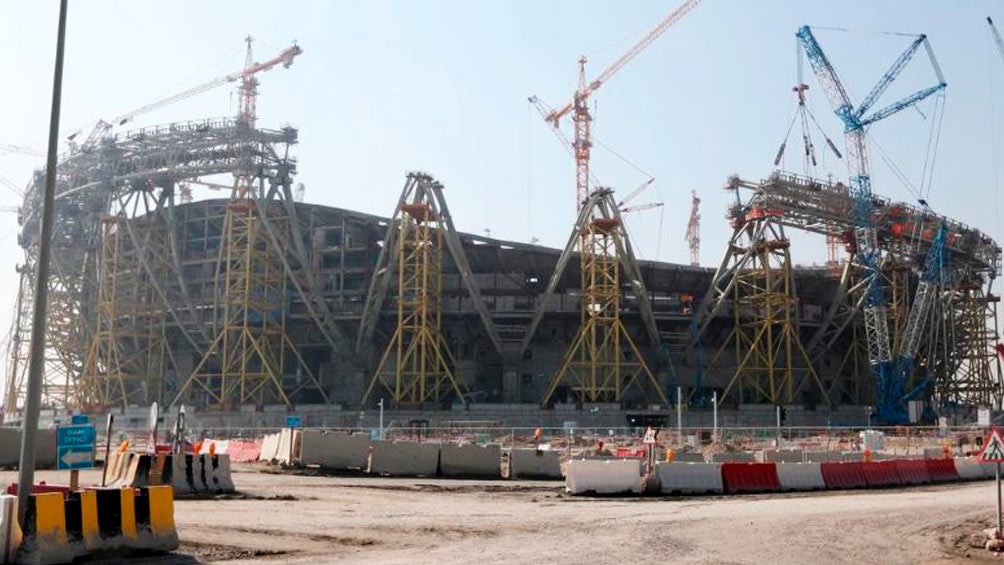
[
  {"left": 0, "top": 144, "right": 44, "bottom": 158},
  {"left": 547, "top": 0, "right": 702, "bottom": 123},
  {"left": 989, "top": 17, "right": 1004, "bottom": 66},
  {"left": 796, "top": 25, "right": 946, "bottom": 423},
  {"left": 72, "top": 42, "right": 302, "bottom": 150}
]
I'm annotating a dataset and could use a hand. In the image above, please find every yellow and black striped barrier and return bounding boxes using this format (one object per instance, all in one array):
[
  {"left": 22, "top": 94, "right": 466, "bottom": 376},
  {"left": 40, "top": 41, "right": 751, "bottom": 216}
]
[
  {"left": 16, "top": 485, "right": 177, "bottom": 564},
  {"left": 105, "top": 452, "right": 235, "bottom": 495}
]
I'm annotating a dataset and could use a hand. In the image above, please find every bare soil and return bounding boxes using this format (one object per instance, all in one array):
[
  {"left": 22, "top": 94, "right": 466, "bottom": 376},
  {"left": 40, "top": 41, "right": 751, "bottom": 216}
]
[{"left": 4, "top": 468, "right": 1004, "bottom": 564}]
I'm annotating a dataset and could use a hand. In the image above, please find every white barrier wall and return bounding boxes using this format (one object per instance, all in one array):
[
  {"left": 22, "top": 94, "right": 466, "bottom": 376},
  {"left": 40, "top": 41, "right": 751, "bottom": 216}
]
[
  {"left": 299, "top": 432, "right": 371, "bottom": 471},
  {"left": 369, "top": 441, "right": 440, "bottom": 477},
  {"left": 953, "top": 457, "right": 986, "bottom": 480},
  {"left": 509, "top": 449, "right": 563, "bottom": 479},
  {"left": 439, "top": 444, "right": 501, "bottom": 478},
  {"left": 655, "top": 462, "right": 723, "bottom": 494},
  {"left": 259, "top": 433, "right": 281, "bottom": 462},
  {"left": 776, "top": 462, "right": 826, "bottom": 491},
  {"left": 758, "top": 449, "right": 805, "bottom": 463},
  {"left": 565, "top": 459, "right": 642, "bottom": 495},
  {"left": 0, "top": 494, "right": 21, "bottom": 564}
]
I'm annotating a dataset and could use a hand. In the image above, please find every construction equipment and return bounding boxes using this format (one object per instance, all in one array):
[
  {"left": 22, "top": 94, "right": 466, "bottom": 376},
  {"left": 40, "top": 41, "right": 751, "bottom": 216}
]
[
  {"left": 796, "top": 26, "right": 946, "bottom": 422},
  {"left": 685, "top": 190, "right": 700, "bottom": 266},
  {"left": 531, "top": 0, "right": 701, "bottom": 212},
  {"left": 68, "top": 38, "right": 301, "bottom": 151},
  {"left": 989, "top": 17, "right": 1004, "bottom": 67}
]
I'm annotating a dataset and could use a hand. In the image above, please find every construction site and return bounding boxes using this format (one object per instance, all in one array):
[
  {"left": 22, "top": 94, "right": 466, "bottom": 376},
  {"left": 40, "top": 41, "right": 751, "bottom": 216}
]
[
  {"left": 11, "top": 2, "right": 1004, "bottom": 564},
  {"left": 1, "top": 1, "right": 1003, "bottom": 432}
]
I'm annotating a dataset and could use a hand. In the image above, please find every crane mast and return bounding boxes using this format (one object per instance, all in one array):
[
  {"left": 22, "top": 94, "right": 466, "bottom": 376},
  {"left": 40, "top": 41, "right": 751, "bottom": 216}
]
[
  {"left": 796, "top": 26, "right": 945, "bottom": 422},
  {"left": 686, "top": 190, "right": 700, "bottom": 266},
  {"left": 538, "top": 0, "right": 701, "bottom": 211}
]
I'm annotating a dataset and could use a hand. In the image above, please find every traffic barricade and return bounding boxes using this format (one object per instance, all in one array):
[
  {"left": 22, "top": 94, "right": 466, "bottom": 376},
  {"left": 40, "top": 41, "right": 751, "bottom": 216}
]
[
  {"left": 953, "top": 457, "right": 987, "bottom": 480},
  {"left": 924, "top": 458, "right": 959, "bottom": 482},
  {"left": 861, "top": 460, "right": 901, "bottom": 488},
  {"left": 894, "top": 459, "right": 930, "bottom": 484},
  {"left": 775, "top": 462, "right": 825, "bottom": 491},
  {"left": 720, "top": 462, "right": 780, "bottom": 494},
  {"left": 654, "top": 462, "right": 724, "bottom": 494},
  {"left": 820, "top": 461, "right": 868, "bottom": 489},
  {"left": 565, "top": 459, "right": 643, "bottom": 495}
]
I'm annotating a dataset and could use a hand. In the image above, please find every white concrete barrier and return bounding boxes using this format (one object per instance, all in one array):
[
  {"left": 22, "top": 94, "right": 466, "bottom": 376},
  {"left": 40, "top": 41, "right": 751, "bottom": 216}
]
[
  {"left": 275, "top": 428, "right": 295, "bottom": 465},
  {"left": 259, "top": 432, "right": 280, "bottom": 462},
  {"left": 655, "top": 462, "right": 723, "bottom": 494},
  {"left": 0, "top": 428, "right": 56, "bottom": 469},
  {"left": 709, "top": 451, "right": 755, "bottom": 463},
  {"left": 672, "top": 452, "right": 706, "bottom": 463},
  {"left": 205, "top": 454, "right": 236, "bottom": 494},
  {"left": 299, "top": 431, "right": 371, "bottom": 471},
  {"left": 0, "top": 494, "right": 20, "bottom": 564},
  {"left": 758, "top": 449, "right": 805, "bottom": 463},
  {"left": 369, "top": 441, "right": 440, "bottom": 477},
  {"left": 439, "top": 444, "right": 501, "bottom": 478},
  {"left": 804, "top": 451, "right": 862, "bottom": 462},
  {"left": 953, "top": 457, "right": 986, "bottom": 480},
  {"left": 776, "top": 462, "right": 826, "bottom": 491},
  {"left": 565, "top": 459, "right": 642, "bottom": 495},
  {"left": 509, "top": 449, "right": 562, "bottom": 479}
]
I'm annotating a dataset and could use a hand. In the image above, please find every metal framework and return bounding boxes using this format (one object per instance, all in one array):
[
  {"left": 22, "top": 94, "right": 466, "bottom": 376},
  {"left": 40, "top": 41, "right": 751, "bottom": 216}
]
[
  {"left": 527, "top": 188, "right": 666, "bottom": 405},
  {"left": 705, "top": 207, "right": 829, "bottom": 405}
]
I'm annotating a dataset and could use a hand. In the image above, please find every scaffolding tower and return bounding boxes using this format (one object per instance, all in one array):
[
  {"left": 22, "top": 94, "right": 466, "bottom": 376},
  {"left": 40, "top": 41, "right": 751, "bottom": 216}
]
[
  {"left": 707, "top": 208, "right": 829, "bottom": 405},
  {"left": 173, "top": 174, "right": 330, "bottom": 409},
  {"left": 359, "top": 172, "right": 501, "bottom": 407},
  {"left": 532, "top": 188, "right": 667, "bottom": 405}
]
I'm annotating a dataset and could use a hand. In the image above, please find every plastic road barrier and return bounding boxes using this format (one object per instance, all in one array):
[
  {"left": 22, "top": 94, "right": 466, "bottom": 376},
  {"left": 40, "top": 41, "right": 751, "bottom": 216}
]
[
  {"left": 820, "top": 462, "right": 868, "bottom": 489},
  {"left": 894, "top": 459, "right": 931, "bottom": 485},
  {"left": 720, "top": 463, "right": 780, "bottom": 494},
  {"left": 954, "top": 457, "right": 987, "bottom": 480},
  {"left": 924, "top": 458, "right": 959, "bottom": 482},
  {"left": 861, "top": 460, "right": 901, "bottom": 488},
  {"left": 776, "top": 462, "right": 825, "bottom": 491}
]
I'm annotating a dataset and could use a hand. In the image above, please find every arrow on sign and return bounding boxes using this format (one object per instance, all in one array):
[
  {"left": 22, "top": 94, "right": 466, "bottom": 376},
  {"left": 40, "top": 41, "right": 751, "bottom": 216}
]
[
  {"left": 60, "top": 449, "right": 92, "bottom": 467},
  {"left": 979, "top": 429, "right": 1004, "bottom": 463}
]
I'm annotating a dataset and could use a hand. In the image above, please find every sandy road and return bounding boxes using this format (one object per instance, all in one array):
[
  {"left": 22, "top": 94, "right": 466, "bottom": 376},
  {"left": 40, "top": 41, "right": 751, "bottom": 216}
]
[{"left": 2, "top": 467, "right": 1001, "bottom": 564}]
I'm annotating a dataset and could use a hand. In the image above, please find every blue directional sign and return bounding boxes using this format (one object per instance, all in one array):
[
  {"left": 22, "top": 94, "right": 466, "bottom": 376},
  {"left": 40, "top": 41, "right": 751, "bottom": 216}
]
[
  {"left": 70, "top": 414, "right": 89, "bottom": 425},
  {"left": 285, "top": 415, "right": 302, "bottom": 428},
  {"left": 57, "top": 424, "right": 95, "bottom": 470}
]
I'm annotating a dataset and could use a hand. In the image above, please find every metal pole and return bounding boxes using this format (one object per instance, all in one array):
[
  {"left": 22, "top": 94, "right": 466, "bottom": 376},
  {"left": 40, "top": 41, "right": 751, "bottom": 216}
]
[
  {"left": 997, "top": 462, "right": 1002, "bottom": 537},
  {"left": 17, "top": 0, "right": 68, "bottom": 529},
  {"left": 378, "top": 398, "right": 384, "bottom": 440},
  {"left": 776, "top": 405, "right": 781, "bottom": 447},
  {"left": 676, "top": 386, "right": 682, "bottom": 444},
  {"left": 712, "top": 391, "right": 718, "bottom": 442}
]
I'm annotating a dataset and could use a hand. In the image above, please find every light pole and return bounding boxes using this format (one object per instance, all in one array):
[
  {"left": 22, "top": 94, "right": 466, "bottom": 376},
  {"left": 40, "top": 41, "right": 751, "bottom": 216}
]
[
  {"left": 17, "top": 0, "right": 68, "bottom": 529},
  {"left": 378, "top": 398, "right": 384, "bottom": 440}
]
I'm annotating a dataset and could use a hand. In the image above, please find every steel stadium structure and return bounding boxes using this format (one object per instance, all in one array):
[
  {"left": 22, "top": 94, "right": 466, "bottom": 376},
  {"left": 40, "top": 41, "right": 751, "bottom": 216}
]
[{"left": 1, "top": 113, "right": 1000, "bottom": 422}]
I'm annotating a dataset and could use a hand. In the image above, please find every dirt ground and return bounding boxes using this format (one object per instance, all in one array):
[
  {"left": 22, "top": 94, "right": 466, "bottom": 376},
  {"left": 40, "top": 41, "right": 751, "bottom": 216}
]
[{"left": 4, "top": 466, "right": 1004, "bottom": 564}]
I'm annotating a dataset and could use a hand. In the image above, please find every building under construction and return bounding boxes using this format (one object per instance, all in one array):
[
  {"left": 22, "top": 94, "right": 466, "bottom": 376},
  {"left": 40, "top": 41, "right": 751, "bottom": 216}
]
[{"left": 0, "top": 113, "right": 1000, "bottom": 423}]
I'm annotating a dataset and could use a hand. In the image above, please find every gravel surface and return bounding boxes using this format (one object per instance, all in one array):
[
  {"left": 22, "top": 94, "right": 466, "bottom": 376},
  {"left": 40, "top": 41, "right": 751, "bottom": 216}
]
[{"left": 3, "top": 468, "right": 1003, "bottom": 564}]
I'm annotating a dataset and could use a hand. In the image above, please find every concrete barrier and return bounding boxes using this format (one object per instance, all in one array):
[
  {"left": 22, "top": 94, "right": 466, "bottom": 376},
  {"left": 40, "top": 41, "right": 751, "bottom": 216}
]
[
  {"left": 259, "top": 432, "right": 281, "bottom": 463},
  {"left": 369, "top": 441, "right": 440, "bottom": 477},
  {"left": 274, "top": 428, "right": 296, "bottom": 465},
  {"left": 299, "top": 431, "right": 371, "bottom": 471},
  {"left": 0, "top": 429, "right": 57, "bottom": 469},
  {"left": 655, "top": 462, "right": 723, "bottom": 494},
  {"left": 439, "top": 444, "right": 501, "bottom": 478},
  {"left": 1, "top": 494, "right": 21, "bottom": 563},
  {"left": 805, "top": 451, "right": 862, "bottom": 463},
  {"left": 758, "top": 449, "right": 805, "bottom": 463},
  {"left": 709, "top": 451, "right": 755, "bottom": 463},
  {"left": 565, "top": 459, "right": 642, "bottom": 495},
  {"left": 166, "top": 454, "right": 234, "bottom": 495},
  {"left": 953, "top": 457, "right": 986, "bottom": 480},
  {"left": 776, "top": 462, "right": 825, "bottom": 491},
  {"left": 672, "top": 452, "right": 706, "bottom": 463},
  {"left": 509, "top": 449, "right": 562, "bottom": 480}
]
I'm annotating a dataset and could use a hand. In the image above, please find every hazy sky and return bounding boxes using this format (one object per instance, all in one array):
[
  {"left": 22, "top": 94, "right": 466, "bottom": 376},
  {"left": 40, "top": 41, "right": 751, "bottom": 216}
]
[{"left": 1, "top": 1, "right": 1004, "bottom": 385}]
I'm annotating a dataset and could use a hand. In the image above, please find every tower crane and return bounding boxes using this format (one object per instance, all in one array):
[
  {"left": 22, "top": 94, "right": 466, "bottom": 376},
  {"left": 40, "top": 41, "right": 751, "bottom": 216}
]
[
  {"left": 68, "top": 38, "right": 302, "bottom": 152},
  {"left": 685, "top": 190, "right": 700, "bottom": 266},
  {"left": 531, "top": 0, "right": 701, "bottom": 213},
  {"left": 797, "top": 26, "right": 946, "bottom": 423},
  {"left": 989, "top": 17, "right": 1004, "bottom": 66},
  {"left": 0, "top": 145, "right": 44, "bottom": 158}
]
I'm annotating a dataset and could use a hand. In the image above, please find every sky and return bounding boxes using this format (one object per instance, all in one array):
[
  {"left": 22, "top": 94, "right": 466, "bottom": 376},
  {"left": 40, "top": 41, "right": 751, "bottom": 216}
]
[{"left": 1, "top": 0, "right": 1004, "bottom": 385}]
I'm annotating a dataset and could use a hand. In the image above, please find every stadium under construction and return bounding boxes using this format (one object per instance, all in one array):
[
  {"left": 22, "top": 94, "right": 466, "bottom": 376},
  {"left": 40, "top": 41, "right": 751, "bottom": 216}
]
[{"left": 2, "top": 20, "right": 1003, "bottom": 428}]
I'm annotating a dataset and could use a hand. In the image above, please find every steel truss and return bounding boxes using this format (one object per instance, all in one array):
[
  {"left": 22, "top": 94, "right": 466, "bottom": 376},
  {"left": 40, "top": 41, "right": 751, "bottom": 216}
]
[
  {"left": 8, "top": 118, "right": 347, "bottom": 411},
  {"left": 359, "top": 172, "right": 500, "bottom": 407},
  {"left": 704, "top": 211, "right": 829, "bottom": 405},
  {"left": 528, "top": 188, "right": 665, "bottom": 405}
]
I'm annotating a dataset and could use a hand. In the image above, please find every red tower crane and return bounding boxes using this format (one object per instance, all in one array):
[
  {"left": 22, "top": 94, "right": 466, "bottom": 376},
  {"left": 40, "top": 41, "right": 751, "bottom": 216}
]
[
  {"left": 533, "top": 0, "right": 701, "bottom": 212},
  {"left": 685, "top": 189, "right": 700, "bottom": 266}
]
